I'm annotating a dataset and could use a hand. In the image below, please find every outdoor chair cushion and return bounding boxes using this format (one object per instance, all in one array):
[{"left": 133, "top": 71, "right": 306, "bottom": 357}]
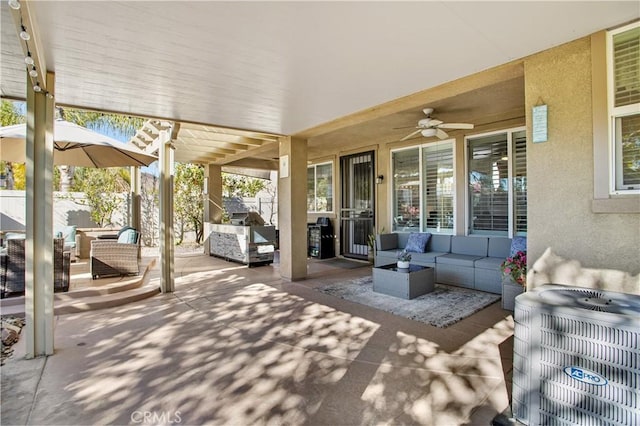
[
  {"left": 118, "top": 229, "right": 138, "bottom": 244},
  {"left": 55, "top": 225, "right": 77, "bottom": 248}
]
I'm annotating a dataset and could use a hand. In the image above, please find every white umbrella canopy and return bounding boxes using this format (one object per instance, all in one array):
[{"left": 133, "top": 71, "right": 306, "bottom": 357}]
[{"left": 0, "top": 120, "right": 157, "bottom": 167}]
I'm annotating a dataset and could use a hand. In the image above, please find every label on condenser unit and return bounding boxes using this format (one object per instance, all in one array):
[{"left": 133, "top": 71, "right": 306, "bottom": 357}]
[{"left": 564, "top": 366, "right": 608, "bottom": 386}]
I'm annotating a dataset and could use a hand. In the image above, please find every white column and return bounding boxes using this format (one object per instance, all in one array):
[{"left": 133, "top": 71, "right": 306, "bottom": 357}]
[
  {"left": 24, "top": 71, "right": 55, "bottom": 357},
  {"left": 278, "top": 136, "right": 307, "bottom": 281},
  {"left": 159, "top": 130, "right": 174, "bottom": 293},
  {"left": 203, "top": 164, "right": 222, "bottom": 255},
  {"left": 130, "top": 166, "right": 141, "bottom": 258}
]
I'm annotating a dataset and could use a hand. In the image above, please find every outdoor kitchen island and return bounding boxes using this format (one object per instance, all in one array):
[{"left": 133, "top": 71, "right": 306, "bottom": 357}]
[{"left": 209, "top": 212, "right": 276, "bottom": 266}]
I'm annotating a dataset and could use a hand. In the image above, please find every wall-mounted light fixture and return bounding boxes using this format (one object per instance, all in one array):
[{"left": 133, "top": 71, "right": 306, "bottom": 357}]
[
  {"left": 203, "top": 177, "right": 209, "bottom": 194},
  {"left": 376, "top": 174, "right": 384, "bottom": 184}
]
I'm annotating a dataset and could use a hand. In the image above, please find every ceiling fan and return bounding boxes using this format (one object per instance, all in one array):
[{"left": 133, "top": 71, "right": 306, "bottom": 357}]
[{"left": 400, "top": 108, "right": 474, "bottom": 141}]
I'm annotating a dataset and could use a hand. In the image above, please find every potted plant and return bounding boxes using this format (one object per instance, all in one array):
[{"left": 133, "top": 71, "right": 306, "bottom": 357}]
[
  {"left": 397, "top": 249, "right": 411, "bottom": 269},
  {"left": 500, "top": 250, "right": 526, "bottom": 310},
  {"left": 367, "top": 233, "right": 376, "bottom": 264}
]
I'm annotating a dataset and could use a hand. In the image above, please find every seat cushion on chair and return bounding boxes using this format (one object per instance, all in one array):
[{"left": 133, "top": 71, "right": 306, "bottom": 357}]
[{"left": 118, "top": 229, "right": 138, "bottom": 244}]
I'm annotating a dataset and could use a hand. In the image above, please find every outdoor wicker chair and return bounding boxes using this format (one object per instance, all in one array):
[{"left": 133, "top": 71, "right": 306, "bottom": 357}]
[
  {"left": 0, "top": 238, "right": 70, "bottom": 298},
  {"left": 90, "top": 231, "right": 140, "bottom": 279}
]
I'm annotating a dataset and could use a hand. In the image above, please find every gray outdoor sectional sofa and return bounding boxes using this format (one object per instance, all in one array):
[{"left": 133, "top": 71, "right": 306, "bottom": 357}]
[{"left": 375, "top": 232, "right": 515, "bottom": 294}]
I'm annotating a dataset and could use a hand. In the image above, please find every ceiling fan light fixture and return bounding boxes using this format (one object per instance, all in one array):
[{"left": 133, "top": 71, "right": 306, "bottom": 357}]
[{"left": 421, "top": 128, "right": 437, "bottom": 137}]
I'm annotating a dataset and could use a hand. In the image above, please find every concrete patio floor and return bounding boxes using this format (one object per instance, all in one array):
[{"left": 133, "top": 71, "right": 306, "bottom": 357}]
[{"left": 1, "top": 252, "right": 514, "bottom": 425}]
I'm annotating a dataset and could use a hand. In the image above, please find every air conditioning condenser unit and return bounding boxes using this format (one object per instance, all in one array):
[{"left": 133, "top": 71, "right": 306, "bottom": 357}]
[{"left": 512, "top": 284, "right": 640, "bottom": 425}]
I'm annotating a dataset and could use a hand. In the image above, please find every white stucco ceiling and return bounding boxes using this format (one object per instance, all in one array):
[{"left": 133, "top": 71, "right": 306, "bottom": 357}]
[{"left": 1, "top": 1, "right": 638, "bottom": 136}]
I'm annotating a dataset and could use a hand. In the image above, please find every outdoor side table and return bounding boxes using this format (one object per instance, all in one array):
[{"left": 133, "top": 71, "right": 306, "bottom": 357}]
[{"left": 372, "top": 263, "right": 434, "bottom": 300}]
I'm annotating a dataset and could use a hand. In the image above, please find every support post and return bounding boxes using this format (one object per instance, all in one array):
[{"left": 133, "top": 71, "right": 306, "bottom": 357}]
[
  {"left": 24, "top": 71, "right": 55, "bottom": 357},
  {"left": 159, "top": 130, "right": 174, "bottom": 293},
  {"left": 278, "top": 136, "right": 307, "bottom": 281},
  {"left": 130, "top": 166, "right": 141, "bottom": 231},
  {"left": 203, "top": 164, "right": 223, "bottom": 255}
]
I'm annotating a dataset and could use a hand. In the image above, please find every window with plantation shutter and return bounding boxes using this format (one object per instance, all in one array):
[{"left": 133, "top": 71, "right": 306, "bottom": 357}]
[
  {"left": 467, "top": 128, "right": 527, "bottom": 236},
  {"left": 608, "top": 22, "right": 640, "bottom": 192},
  {"left": 513, "top": 130, "right": 527, "bottom": 235},
  {"left": 391, "top": 148, "right": 420, "bottom": 232},
  {"left": 612, "top": 25, "right": 640, "bottom": 107},
  {"left": 423, "top": 141, "right": 454, "bottom": 233},
  {"left": 468, "top": 134, "right": 509, "bottom": 235}
]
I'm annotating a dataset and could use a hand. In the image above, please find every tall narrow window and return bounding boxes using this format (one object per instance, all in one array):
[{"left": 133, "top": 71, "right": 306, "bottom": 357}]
[
  {"left": 609, "top": 22, "right": 640, "bottom": 192},
  {"left": 423, "top": 141, "right": 454, "bottom": 233},
  {"left": 513, "top": 130, "right": 527, "bottom": 235},
  {"left": 392, "top": 148, "right": 420, "bottom": 232},
  {"left": 307, "top": 162, "right": 333, "bottom": 212},
  {"left": 468, "top": 134, "right": 509, "bottom": 235}
]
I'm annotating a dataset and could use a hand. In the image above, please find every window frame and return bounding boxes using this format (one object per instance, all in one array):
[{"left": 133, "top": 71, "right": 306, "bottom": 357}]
[
  {"left": 464, "top": 127, "right": 526, "bottom": 238},
  {"left": 306, "top": 161, "right": 334, "bottom": 213},
  {"left": 606, "top": 21, "right": 640, "bottom": 195},
  {"left": 389, "top": 140, "right": 456, "bottom": 235}
]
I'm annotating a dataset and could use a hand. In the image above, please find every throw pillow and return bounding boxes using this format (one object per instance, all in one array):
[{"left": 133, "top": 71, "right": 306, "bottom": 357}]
[
  {"left": 510, "top": 236, "right": 527, "bottom": 256},
  {"left": 118, "top": 229, "right": 137, "bottom": 244},
  {"left": 404, "top": 232, "right": 431, "bottom": 253}
]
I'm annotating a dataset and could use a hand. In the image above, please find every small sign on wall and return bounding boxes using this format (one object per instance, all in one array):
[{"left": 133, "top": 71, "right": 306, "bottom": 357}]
[
  {"left": 532, "top": 104, "right": 548, "bottom": 143},
  {"left": 279, "top": 155, "right": 289, "bottom": 178}
]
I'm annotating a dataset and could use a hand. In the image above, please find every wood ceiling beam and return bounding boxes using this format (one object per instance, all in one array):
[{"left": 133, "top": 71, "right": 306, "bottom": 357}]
[
  {"left": 225, "top": 158, "right": 279, "bottom": 171},
  {"left": 172, "top": 143, "right": 237, "bottom": 155},
  {"left": 176, "top": 136, "right": 256, "bottom": 152},
  {"left": 209, "top": 141, "right": 278, "bottom": 165},
  {"left": 178, "top": 128, "right": 264, "bottom": 146}
]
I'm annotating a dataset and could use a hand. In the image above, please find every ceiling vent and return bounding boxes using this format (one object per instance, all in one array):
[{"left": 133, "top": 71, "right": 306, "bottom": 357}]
[{"left": 512, "top": 284, "right": 640, "bottom": 425}]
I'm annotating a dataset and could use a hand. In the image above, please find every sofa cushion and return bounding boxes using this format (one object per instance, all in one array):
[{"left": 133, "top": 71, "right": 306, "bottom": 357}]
[
  {"left": 429, "top": 234, "right": 452, "bottom": 253},
  {"left": 376, "top": 233, "right": 398, "bottom": 251},
  {"left": 475, "top": 256, "right": 504, "bottom": 270},
  {"left": 451, "top": 236, "right": 488, "bottom": 257},
  {"left": 412, "top": 251, "right": 448, "bottom": 264},
  {"left": 488, "top": 237, "right": 512, "bottom": 258},
  {"left": 437, "top": 253, "right": 483, "bottom": 267},
  {"left": 405, "top": 232, "right": 431, "bottom": 253},
  {"left": 510, "top": 236, "right": 527, "bottom": 256}
]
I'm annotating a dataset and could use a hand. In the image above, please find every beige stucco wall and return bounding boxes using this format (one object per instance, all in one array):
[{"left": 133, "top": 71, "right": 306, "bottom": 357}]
[{"left": 525, "top": 37, "right": 640, "bottom": 277}]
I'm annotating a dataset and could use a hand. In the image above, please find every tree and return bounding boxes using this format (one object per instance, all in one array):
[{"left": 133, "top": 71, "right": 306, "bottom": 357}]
[
  {"left": 174, "top": 163, "right": 204, "bottom": 244},
  {"left": 140, "top": 173, "right": 159, "bottom": 247},
  {"left": 222, "top": 173, "right": 267, "bottom": 197},
  {"left": 0, "top": 100, "right": 25, "bottom": 190},
  {"left": 70, "top": 168, "right": 130, "bottom": 227}
]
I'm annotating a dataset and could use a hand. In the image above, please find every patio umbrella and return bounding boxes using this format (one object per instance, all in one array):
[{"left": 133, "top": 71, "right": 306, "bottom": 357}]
[{"left": 0, "top": 120, "right": 157, "bottom": 167}]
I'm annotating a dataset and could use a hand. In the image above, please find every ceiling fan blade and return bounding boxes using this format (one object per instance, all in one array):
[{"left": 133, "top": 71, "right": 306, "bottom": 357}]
[
  {"left": 436, "top": 128, "right": 449, "bottom": 139},
  {"left": 400, "top": 129, "right": 422, "bottom": 141},
  {"left": 427, "top": 119, "right": 443, "bottom": 127},
  {"left": 438, "top": 123, "right": 474, "bottom": 130}
]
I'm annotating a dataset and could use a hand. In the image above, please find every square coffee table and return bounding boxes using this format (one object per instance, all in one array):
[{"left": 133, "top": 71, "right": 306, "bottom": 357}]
[{"left": 372, "top": 264, "right": 434, "bottom": 300}]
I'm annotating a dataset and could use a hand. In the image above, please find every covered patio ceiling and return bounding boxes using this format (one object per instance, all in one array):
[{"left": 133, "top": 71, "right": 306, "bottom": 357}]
[{"left": 1, "top": 1, "right": 638, "bottom": 167}]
